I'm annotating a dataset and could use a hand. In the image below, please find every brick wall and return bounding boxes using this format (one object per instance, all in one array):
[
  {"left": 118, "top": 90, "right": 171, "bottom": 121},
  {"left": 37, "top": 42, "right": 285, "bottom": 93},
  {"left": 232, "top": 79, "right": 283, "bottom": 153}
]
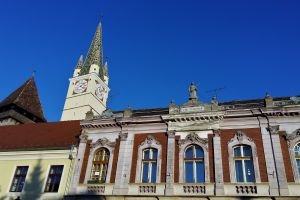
[
  {"left": 208, "top": 134, "right": 215, "bottom": 182},
  {"left": 279, "top": 133, "right": 294, "bottom": 182},
  {"left": 110, "top": 138, "right": 120, "bottom": 183},
  {"left": 79, "top": 140, "right": 92, "bottom": 183}
]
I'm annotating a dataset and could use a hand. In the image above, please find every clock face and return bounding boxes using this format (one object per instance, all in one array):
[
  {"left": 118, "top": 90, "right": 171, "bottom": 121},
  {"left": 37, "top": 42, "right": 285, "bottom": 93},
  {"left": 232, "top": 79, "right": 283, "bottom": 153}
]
[
  {"left": 74, "top": 79, "right": 88, "bottom": 94},
  {"left": 95, "top": 85, "right": 106, "bottom": 101}
]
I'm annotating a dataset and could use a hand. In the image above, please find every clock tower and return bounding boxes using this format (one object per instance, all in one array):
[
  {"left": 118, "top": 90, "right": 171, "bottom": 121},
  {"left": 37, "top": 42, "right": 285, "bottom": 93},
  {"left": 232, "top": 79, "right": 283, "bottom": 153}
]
[{"left": 61, "top": 23, "right": 109, "bottom": 121}]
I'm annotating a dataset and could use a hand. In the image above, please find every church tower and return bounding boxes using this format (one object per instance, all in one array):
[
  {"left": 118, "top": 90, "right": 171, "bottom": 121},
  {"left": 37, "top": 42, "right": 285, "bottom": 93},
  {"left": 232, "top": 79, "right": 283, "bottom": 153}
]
[{"left": 61, "top": 23, "right": 109, "bottom": 121}]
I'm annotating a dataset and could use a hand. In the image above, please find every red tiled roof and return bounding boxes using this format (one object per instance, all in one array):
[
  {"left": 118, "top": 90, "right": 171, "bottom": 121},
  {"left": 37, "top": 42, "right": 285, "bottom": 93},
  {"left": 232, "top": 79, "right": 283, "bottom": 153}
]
[
  {"left": 0, "top": 77, "right": 46, "bottom": 122},
  {"left": 0, "top": 120, "right": 81, "bottom": 151}
]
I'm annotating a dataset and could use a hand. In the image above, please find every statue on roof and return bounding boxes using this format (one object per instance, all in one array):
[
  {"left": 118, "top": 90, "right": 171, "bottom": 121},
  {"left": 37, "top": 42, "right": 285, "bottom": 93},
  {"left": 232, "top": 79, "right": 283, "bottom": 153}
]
[{"left": 189, "top": 82, "right": 198, "bottom": 100}]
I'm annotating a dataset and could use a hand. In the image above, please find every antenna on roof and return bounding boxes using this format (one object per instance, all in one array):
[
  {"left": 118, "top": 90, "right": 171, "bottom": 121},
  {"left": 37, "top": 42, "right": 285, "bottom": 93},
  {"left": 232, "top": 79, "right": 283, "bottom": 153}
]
[{"left": 206, "top": 87, "right": 226, "bottom": 100}]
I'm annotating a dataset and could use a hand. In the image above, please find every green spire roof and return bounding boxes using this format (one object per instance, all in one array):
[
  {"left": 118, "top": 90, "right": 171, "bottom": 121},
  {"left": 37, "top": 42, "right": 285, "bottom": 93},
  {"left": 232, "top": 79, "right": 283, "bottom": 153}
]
[{"left": 80, "top": 23, "right": 104, "bottom": 76}]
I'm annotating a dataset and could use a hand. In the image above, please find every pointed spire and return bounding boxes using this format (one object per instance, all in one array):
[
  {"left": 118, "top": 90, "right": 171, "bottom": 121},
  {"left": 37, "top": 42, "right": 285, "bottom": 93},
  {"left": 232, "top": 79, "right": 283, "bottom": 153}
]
[
  {"left": 75, "top": 55, "right": 84, "bottom": 69},
  {"left": 81, "top": 22, "right": 103, "bottom": 75},
  {"left": 0, "top": 77, "right": 46, "bottom": 122}
]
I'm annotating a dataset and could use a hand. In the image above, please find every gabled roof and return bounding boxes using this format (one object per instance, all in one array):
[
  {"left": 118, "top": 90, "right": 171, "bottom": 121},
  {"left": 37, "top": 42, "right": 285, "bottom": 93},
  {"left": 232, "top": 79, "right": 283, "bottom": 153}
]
[
  {"left": 0, "top": 120, "right": 81, "bottom": 151},
  {"left": 0, "top": 77, "right": 46, "bottom": 122}
]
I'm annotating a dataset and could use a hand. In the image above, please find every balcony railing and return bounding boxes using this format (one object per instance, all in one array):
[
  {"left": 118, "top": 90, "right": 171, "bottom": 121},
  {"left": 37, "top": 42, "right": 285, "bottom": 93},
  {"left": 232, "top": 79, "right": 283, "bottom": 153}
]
[
  {"left": 224, "top": 183, "right": 269, "bottom": 196},
  {"left": 128, "top": 183, "right": 165, "bottom": 196},
  {"left": 173, "top": 183, "right": 214, "bottom": 196}
]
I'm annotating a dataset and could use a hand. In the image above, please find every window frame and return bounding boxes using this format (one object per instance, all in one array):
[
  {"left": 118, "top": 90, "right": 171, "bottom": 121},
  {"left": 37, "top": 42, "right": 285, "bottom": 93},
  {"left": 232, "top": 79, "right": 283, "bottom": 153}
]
[
  {"left": 9, "top": 166, "right": 29, "bottom": 193},
  {"left": 141, "top": 148, "right": 158, "bottom": 183},
  {"left": 178, "top": 133, "right": 210, "bottom": 183},
  {"left": 184, "top": 144, "right": 205, "bottom": 183},
  {"left": 90, "top": 147, "right": 110, "bottom": 183},
  {"left": 135, "top": 135, "right": 162, "bottom": 183},
  {"left": 84, "top": 138, "right": 115, "bottom": 184},
  {"left": 44, "top": 165, "right": 64, "bottom": 193},
  {"left": 228, "top": 131, "right": 261, "bottom": 183},
  {"left": 233, "top": 145, "right": 255, "bottom": 183}
]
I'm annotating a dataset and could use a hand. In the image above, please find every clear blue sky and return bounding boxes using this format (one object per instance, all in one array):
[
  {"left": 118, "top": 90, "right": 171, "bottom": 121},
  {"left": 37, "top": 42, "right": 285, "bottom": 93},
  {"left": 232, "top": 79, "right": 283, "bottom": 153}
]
[{"left": 0, "top": 0, "right": 299, "bottom": 121}]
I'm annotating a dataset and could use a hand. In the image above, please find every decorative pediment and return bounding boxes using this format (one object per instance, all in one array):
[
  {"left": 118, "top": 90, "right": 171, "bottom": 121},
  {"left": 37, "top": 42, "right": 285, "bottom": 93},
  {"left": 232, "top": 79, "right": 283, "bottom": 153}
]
[
  {"left": 139, "top": 135, "right": 160, "bottom": 147},
  {"left": 91, "top": 138, "right": 115, "bottom": 148},
  {"left": 228, "top": 130, "right": 253, "bottom": 145},
  {"left": 178, "top": 132, "right": 208, "bottom": 147},
  {"left": 286, "top": 129, "right": 300, "bottom": 141}
]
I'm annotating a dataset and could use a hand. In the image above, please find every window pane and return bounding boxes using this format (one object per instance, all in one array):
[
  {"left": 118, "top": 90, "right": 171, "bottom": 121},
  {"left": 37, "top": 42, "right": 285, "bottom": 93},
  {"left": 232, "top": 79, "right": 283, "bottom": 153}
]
[
  {"left": 45, "top": 165, "right": 64, "bottom": 192},
  {"left": 296, "top": 159, "right": 300, "bottom": 175},
  {"left": 142, "top": 163, "right": 149, "bottom": 183},
  {"left": 185, "top": 161, "right": 194, "bottom": 183},
  {"left": 144, "top": 149, "right": 150, "bottom": 160},
  {"left": 151, "top": 162, "right": 157, "bottom": 183},
  {"left": 234, "top": 147, "right": 241, "bottom": 157},
  {"left": 10, "top": 166, "right": 29, "bottom": 192},
  {"left": 195, "top": 146, "right": 204, "bottom": 158},
  {"left": 185, "top": 146, "right": 194, "bottom": 159},
  {"left": 152, "top": 149, "right": 158, "bottom": 159},
  {"left": 245, "top": 160, "right": 255, "bottom": 182},
  {"left": 196, "top": 161, "right": 205, "bottom": 183},
  {"left": 295, "top": 144, "right": 300, "bottom": 157},
  {"left": 243, "top": 146, "right": 252, "bottom": 157},
  {"left": 235, "top": 160, "right": 244, "bottom": 182}
]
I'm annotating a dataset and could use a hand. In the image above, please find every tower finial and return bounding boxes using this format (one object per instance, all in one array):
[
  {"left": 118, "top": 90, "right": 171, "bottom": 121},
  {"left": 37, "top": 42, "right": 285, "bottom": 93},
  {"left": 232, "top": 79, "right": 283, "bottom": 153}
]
[{"left": 75, "top": 55, "right": 84, "bottom": 69}]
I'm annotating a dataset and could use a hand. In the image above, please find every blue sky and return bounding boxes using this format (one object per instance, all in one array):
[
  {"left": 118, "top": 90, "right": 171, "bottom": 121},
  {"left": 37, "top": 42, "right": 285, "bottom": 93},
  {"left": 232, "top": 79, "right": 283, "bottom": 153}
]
[{"left": 0, "top": 0, "right": 299, "bottom": 121}]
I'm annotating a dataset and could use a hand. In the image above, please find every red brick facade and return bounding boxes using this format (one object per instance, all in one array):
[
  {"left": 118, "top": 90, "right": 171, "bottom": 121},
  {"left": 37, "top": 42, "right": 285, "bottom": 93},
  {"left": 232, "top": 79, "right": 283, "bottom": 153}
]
[
  {"left": 280, "top": 133, "right": 294, "bottom": 182},
  {"left": 110, "top": 138, "right": 120, "bottom": 183},
  {"left": 80, "top": 140, "right": 92, "bottom": 184}
]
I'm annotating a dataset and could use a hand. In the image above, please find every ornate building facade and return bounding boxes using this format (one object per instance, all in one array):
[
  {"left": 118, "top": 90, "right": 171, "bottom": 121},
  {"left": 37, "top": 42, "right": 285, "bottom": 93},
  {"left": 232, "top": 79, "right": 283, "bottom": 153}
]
[{"left": 66, "top": 83, "right": 300, "bottom": 199}]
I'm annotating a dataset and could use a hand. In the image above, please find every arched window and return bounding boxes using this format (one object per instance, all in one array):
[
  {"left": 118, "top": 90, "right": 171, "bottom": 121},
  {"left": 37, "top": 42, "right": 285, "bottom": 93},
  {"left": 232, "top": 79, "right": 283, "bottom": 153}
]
[
  {"left": 294, "top": 143, "right": 300, "bottom": 175},
  {"left": 90, "top": 148, "right": 110, "bottom": 183},
  {"left": 141, "top": 148, "right": 158, "bottom": 183},
  {"left": 233, "top": 145, "right": 255, "bottom": 183},
  {"left": 184, "top": 145, "right": 205, "bottom": 183}
]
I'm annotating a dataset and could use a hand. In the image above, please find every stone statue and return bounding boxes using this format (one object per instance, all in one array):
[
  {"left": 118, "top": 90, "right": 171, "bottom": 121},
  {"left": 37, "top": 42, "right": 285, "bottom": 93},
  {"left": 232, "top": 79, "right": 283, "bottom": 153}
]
[{"left": 189, "top": 82, "right": 198, "bottom": 100}]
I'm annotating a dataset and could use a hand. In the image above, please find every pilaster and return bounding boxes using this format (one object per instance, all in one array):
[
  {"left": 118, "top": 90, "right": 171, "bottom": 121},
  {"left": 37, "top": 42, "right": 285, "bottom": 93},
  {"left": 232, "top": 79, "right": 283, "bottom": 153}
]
[
  {"left": 113, "top": 129, "right": 133, "bottom": 195},
  {"left": 165, "top": 131, "right": 176, "bottom": 195},
  {"left": 267, "top": 125, "right": 289, "bottom": 196},
  {"left": 213, "top": 130, "right": 224, "bottom": 195},
  {"left": 260, "top": 125, "right": 279, "bottom": 196},
  {"left": 70, "top": 134, "right": 88, "bottom": 193}
]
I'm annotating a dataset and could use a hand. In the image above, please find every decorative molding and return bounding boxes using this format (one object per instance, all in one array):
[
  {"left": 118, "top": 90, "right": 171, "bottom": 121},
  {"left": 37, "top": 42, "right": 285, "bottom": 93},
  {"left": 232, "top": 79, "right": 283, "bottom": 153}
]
[
  {"left": 266, "top": 125, "right": 280, "bottom": 135},
  {"left": 167, "top": 131, "right": 176, "bottom": 138},
  {"left": 228, "top": 130, "right": 254, "bottom": 145},
  {"left": 179, "top": 132, "right": 208, "bottom": 148},
  {"left": 286, "top": 129, "right": 300, "bottom": 141},
  {"left": 91, "top": 138, "right": 115, "bottom": 149},
  {"left": 139, "top": 135, "right": 161, "bottom": 147},
  {"left": 213, "top": 129, "right": 221, "bottom": 137},
  {"left": 119, "top": 132, "right": 128, "bottom": 141},
  {"left": 79, "top": 134, "right": 88, "bottom": 143}
]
